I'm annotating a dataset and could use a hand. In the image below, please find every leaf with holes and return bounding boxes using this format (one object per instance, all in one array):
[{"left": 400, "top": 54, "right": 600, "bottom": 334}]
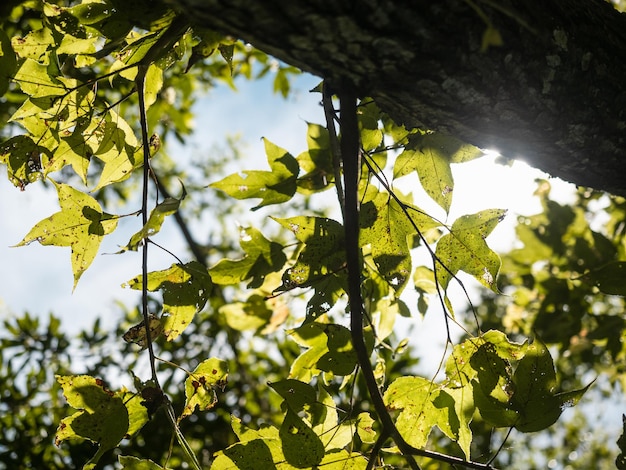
[
  {"left": 288, "top": 322, "right": 359, "bottom": 382},
  {"left": 360, "top": 187, "right": 437, "bottom": 293},
  {"left": 180, "top": 358, "right": 228, "bottom": 420},
  {"left": 210, "top": 226, "right": 286, "bottom": 288},
  {"left": 14, "top": 58, "right": 67, "bottom": 97},
  {"left": 0, "top": 135, "right": 47, "bottom": 189},
  {"left": 210, "top": 138, "right": 299, "bottom": 209},
  {"left": 511, "top": 338, "right": 591, "bottom": 432},
  {"left": 273, "top": 216, "right": 346, "bottom": 291},
  {"left": 435, "top": 209, "right": 506, "bottom": 295},
  {"left": 55, "top": 375, "right": 148, "bottom": 470},
  {"left": 15, "top": 182, "right": 118, "bottom": 288},
  {"left": 124, "top": 261, "right": 212, "bottom": 340},
  {"left": 393, "top": 133, "right": 483, "bottom": 213},
  {"left": 384, "top": 376, "right": 451, "bottom": 450}
]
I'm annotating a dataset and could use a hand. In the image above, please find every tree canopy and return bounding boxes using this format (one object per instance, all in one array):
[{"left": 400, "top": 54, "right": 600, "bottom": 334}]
[{"left": 0, "top": 1, "right": 625, "bottom": 470}]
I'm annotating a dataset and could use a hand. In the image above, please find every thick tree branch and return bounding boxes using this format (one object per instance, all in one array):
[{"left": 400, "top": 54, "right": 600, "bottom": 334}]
[{"left": 172, "top": 0, "right": 626, "bottom": 196}]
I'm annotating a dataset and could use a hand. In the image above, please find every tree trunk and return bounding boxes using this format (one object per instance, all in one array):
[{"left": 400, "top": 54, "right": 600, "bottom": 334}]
[{"left": 172, "top": 0, "right": 626, "bottom": 196}]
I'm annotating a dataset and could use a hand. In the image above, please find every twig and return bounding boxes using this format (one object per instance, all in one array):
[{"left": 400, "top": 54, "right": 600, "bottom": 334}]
[{"left": 136, "top": 65, "right": 159, "bottom": 385}]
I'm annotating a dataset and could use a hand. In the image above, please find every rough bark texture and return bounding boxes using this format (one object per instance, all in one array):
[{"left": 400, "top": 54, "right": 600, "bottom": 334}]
[{"left": 171, "top": 0, "right": 626, "bottom": 196}]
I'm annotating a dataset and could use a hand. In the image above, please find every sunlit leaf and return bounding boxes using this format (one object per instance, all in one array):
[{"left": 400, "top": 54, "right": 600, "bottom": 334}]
[
  {"left": 210, "top": 138, "right": 299, "bottom": 209},
  {"left": 123, "top": 186, "right": 186, "bottom": 251},
  {"left": 124, "top": 261, "right": 212, "bottom": 340},
  {"left": 11, "top": 27, "right": 55, "bottom": 63},
  {"left": 296, "top": 122, "right": 334, "bottom": 194},
  {"left": 288, "top": 321, "right": 358, "bottom": 381},
  {"left": 119, "top": 455, "right": 167, "bottom": 469},
  {"left": 0, "top": 135, "right": 46, "bottom": 189},
  {"left": 393, "top": 133, "right": 483, "bottom": 213},
  {"left": 384, "top": 376, "right": 449, "bottom": 449},
  {"left": 210, "top": 226, "right": 286, "bottom": 288},
  {"left": 15, "top": 182, "right": 118, "bottom": 288},
  {"left": 14, "top": 58, "right": 67, "bottom": 97},
  {"left": 180, "top": 357, "right": 228, "bottom": 420},
  {"left": 92, "top": 110, "right": 140, "bottom": 190},
  {"left": 435, "top": 209, "right": 506, "bottom": 294},
  {"left": 360, "top": 186, "right": 438, "bottom": 293},
  {"left": 55, "top": 375, "right": 141, "bottom": 470},
  {"left": 511, "top": 338, "right": 590, "bottom": 432},
  {"left": 274, "top": 216, "right": 346, "bottom": 291},
  {"left": 219, "top": 294, "right": 273, "bottom": 331}
]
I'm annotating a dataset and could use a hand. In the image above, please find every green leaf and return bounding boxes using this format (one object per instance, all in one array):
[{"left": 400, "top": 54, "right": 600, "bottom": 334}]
[
  {"left": 296, "top": 122, "right": 334, "bottom": 194},
  {"left": 212, "top": 417, "right": 283, "bottom": 469},
  {"left": 219, "top": 294, "right": 273, "bottom": 331},
  {"left": 0, "top": 28, "right": 17, "bottom": 96},
  {"left": 356, "top": 412, "right": 377, "bottom": 444},
  {"left": 123, "top": 186, "right": 186, "bottom": 251},
  {"left": 14, "top": 58, "right": 67, "bottom": 97},
  {"left": 55, "top": 375, "right": 131, "bottom": 469},
  {"left": 0, "top": 135, "right": 46, "bottom": 189},
  {"left": 357, "top": 100, "right": 383, "bottom": 151},
  {"left": 57, "top": 33, "right": 97, "bottom": 57},
  {"left": 92, "top": 110, "right": 140, "bottom": 190},
  {"left": 210, "top": 138, "right": 299, "bottom": 209},
  {"left": 581, "top": 261, "right": 626, "bottom": 296},
  {"left": 269, "top": 379, "right": 317, "bottom": 412},
  {"left": 180, "top": 357, "right": 228, "bottom": 420},
  {"left": 280, "top": 408, "right": 325, "bottom": 467},
  {"left": 510, "top": 338, "right": 592, "bottom": 433},
  {"left": 11, "top": 27, "right": 55, "bottom": 63},
  {"left": 442, "top": 385, "right": 474, "bottom": 459},
  {"left": 15, "top": 182, "right": 118, "bottom": 288},
  {"left": 359, "top": 187, "right": 425, "bottom": 293},
  {"left": 384, "top": 376, "right": 449, "bottom": 449},
  {"left": 274, "top": 216, "right": 346, "bottom": 291},
  {"left": 288, "top": 322, "right": 358, "bottom": 381},
  {"left": 435, "top": 209, "right": 506, "bottom": 294},
  {"left": 143, "top": 63, "right": 163, "bottom": 109},
  {"left": 119, "top": 455, "right": 167, "bottom": 469},
  {"left": 393, "top": 133, "right": 483, "bottom": 213},
  {"left": 210, "top": 226, "right": 286, "bottom": 288},
  {"left": 124, "top": 261, "right": 212, "bottom": 341}
]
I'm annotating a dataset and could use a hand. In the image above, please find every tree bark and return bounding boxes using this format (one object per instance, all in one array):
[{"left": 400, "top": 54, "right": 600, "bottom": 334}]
[{"left": 171, "top": 0, "right": 626, "bottom": 196}]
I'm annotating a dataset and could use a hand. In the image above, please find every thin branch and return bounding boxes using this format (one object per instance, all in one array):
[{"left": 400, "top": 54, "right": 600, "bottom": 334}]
[{"left": 136, "top": 65, "right": 159, "bottom": 385}]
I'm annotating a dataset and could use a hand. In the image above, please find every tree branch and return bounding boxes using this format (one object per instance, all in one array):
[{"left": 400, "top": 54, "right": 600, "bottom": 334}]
[{"left": 172, "top": 0, "right": 626, "bottom": 196}]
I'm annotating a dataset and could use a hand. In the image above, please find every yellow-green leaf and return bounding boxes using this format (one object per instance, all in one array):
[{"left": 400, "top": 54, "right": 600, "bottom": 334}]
[
  {"left": 435, "top": 209, "right": 506, "bottom": 294},
  {"left": 15, "top": 182, "right": 118, "bottom": 288},
  {"left": 124, "top": 261, "right": 212, "bottom": 341},
  {"left": 180, "top": 357, "right": 228, "bottom": 420},
  {"left": 209, "top": 226, "right": 286, "bottom": 289},
  {"left": 123, "top": 186, "right": 186, "bottom": 251},
  {"left": 393, "top": 133, "right": 484, "bottom": 213},
  {"left": 55, "top": 375, "right": 141, "bottom": 469},
  {"left": 210, "top": 138, "right": 299, "bottom": 210}
]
